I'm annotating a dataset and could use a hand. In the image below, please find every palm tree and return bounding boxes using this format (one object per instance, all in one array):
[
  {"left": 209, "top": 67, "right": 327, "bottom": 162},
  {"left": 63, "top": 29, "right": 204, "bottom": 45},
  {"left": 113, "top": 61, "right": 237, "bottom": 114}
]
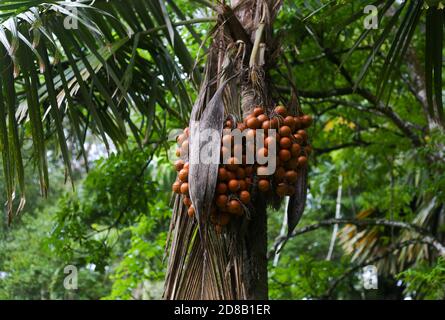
[
  {"left": 163, "top": 0, "right": 287, "bottom": 299},
  {"left": 0, "top": 0, "right": 443, "bottom": 299}
]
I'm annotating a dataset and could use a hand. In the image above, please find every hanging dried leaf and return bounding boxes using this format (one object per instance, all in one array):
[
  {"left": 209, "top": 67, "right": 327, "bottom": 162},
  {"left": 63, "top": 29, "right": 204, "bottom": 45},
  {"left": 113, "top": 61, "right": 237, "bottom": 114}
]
[{"left": 287, "top": 165, "right": 308, "bottom": 235}]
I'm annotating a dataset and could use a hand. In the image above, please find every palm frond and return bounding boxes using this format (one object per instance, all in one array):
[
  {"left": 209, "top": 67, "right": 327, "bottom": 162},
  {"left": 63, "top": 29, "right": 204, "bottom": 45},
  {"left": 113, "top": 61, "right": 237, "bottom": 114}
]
[
  {"left": 308, "top": 0, "right": 444, "bottom": 128},
  {"left": 425, "top": 5, "right": 444, "bottom": 125},
  {"left": 0, "top": 0, "right": 212, "bottom": 222}
]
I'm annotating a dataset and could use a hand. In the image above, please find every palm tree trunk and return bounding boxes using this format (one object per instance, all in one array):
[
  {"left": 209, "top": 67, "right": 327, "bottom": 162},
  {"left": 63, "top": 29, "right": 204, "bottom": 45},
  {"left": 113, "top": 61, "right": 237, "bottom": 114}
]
[
  {"left": 243, "top": 196, "right": 268, "bottom": 299},
  {"left": 230, "top": 0, "right": 278, "bottom": 300}
]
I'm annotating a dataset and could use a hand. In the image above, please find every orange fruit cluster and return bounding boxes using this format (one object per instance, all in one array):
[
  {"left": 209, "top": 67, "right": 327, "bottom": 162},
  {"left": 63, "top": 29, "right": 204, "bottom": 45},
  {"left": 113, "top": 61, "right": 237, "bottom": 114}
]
[
  {"left": 172, "top": 127, "right": 195, "bottom": 217},
  {"left": 250, "top": 106, "right": 312, "bottom": 197},
  {"left": 172, "top": 105, "right": 312, "bottom": 233},
  {"left": 208, "top": 119, "right": 255, "bottom": 232}
]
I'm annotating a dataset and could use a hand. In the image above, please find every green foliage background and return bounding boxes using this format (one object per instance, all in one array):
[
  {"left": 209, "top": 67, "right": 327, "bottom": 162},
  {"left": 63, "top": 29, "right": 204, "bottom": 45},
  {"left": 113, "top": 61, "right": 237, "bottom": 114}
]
[{"left": 0, "top": 0, "right": 444, "bottom": 300}]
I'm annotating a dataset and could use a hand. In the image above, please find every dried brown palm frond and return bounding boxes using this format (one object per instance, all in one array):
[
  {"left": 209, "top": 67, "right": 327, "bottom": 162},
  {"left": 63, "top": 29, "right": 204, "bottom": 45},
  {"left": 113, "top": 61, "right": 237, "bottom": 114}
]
[{"left": 338, "top": 195, "right": 444, "bottom": 275}]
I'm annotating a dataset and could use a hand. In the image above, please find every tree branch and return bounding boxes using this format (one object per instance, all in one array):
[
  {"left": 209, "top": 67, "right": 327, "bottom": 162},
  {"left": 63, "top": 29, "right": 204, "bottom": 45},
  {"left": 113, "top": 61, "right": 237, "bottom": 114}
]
[
  {"left": 268, "top": 218, "right": 445, "bottom": 259},
  {"left": 355, "top": 88, "right": 423, "bottom": 147},
  {"left": 314, "top": 140, "right": 372, "bottom": 155},
  {"left": 322, "top": 47, "right": 424, "bottom": 148},
  {"left": 279, "top": 82, "right": 424, "bottom": 147},
  {"left": 138, "top": 17, "right": 217, "bottom": 37},
  {"left": 294, "top": 46, "right": 373, "bottom": 64},
  {"left": 276, "top": 86, "right": 354, "bottom": 98}
]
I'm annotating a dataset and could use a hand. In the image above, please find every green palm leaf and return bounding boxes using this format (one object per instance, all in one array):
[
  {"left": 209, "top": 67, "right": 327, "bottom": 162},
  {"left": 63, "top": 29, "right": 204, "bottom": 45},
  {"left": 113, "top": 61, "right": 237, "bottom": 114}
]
[
  {"left": 308, "top": 0, "right": 444, "bottom": 127},
  {"left": 0, "top": 0, "right": 212, "bottom": 221}
]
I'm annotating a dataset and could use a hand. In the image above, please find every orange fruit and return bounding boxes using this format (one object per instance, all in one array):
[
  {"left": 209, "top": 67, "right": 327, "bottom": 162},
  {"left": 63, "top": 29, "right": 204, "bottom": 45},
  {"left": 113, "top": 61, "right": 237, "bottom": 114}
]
[
  {"left": 276, "top": 183, "right": 287, "bottom": 197},
  {"left": 226, "top": 119, "right": 235, "bottom": 128},
  {"left": 253, "top": 107, "right": 264, "bottom": 117},
  {"left": 172, "top": 181, "right": 181, "bottom": 193},
  {"left": 239, "top": 190, "right": 251, "bottom": 204},
  {"left": 297, "top": 130, "right": 307, "bottom": 142},
  {"left": 175, "top": 159, "right": 185, "bottom": 172},
  {"left": 270, "top": 118, "right": 279, "bottom": 129},
  {"left": 298, "top": 156, "right": 308, "bottom": 167},
  {"left": 227, "top": 170, "right": 237, "bottom": 180},
  {"left": 178, "top": 168, "right": 188, "bottom": 182},
  {"left": 210, "top": 212, "right": 218, "bottom": 225},
  {"left": 293, "top": 134, "right": 303, "bottom": 144},
  {"left": 279, "top": 125, "right": 292, "bottom": 137},
  {"left": 216, "top": 194, "right": 228, "bottom": 208},
  {"left": 180, "top": 182, "right": 189, "bottom": 195},
  {"left": 284, "top": 116, "right": 296, "bottom": 131},
  {"left": 228, "top": 179, "right": 240, "bottom": 192},
  {"left": 274, "top": 106, "right": 287, "bottom": 117},
  {"left": 280, "top": 137, "right": 292, "bottom": 149},
  {"left": 182, "top": 196, "right": 192, "bottom": 207},
  {"left": 246, "top": 117, "right": 261, "bottom": 129},
  {"left": 181, "top": 139, "right": 189, "bottom": 150},
  {"left": 177, "top": 133, "right": 186, "bottom": 146},
  {"left": 216, "top": 183, "right": 228, "bottom": 194},
  {"left": 285, "top": 170, "right": 298, "bottom": 183},
  {"left": 290, "top": 144, "right": 301, "bottom": 157},
  {"left": 257, "top": 114, "right": 268, "bottom": 124},
  {"left": 258, "top": 179, "right": 270, "bottom": 192},
  {"left": 301, "top": 114, "right": 313, "bottom": 128},
  {"left": 187, "top": 206, "right": 195, "bottom": 218},
  {"left": 228, "top": 200, "right": 242, "bottom": 215},
  {"left": 243, "top": 114, "right": 254, "bottom": 125},
  {"left": 279, "top": 149, "right": 291, "bottom": 162},
  {"left": 183, "top": 197, "right": 192, "bottom": 207},
  {"left": 218, "top": 167, "right": 229, "bottom": 181}
]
